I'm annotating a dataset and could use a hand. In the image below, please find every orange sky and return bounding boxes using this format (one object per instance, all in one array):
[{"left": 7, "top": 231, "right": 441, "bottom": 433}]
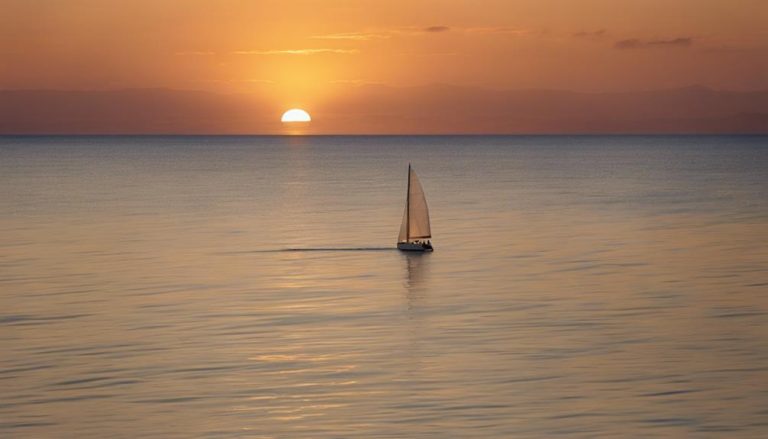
[{"left": 1, "top": 0, "right": 766, "bottom": 133}]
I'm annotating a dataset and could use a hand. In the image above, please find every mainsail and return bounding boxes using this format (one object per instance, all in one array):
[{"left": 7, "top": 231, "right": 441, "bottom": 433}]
[{"left": 398, "top": 165, "right": 432, "bottom": 242}]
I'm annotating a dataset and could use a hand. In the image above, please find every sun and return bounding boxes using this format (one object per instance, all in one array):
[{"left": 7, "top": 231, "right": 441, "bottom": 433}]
[{"left": 281, "top": 109, "right": 311, "bottom": 123}]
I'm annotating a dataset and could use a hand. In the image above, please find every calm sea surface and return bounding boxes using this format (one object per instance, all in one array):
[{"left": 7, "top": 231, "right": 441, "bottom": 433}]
[{"left": 1, "top": 135, "right": 767, "bottom": 437}]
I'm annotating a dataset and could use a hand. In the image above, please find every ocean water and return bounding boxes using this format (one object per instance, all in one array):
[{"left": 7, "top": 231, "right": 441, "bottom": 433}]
[{"left": 1, "top": 135, "right": 767, "bottom": 437}]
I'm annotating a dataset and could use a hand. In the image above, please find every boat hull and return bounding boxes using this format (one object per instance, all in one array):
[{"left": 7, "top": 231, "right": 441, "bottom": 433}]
[{"left": 397, "top": 242, "right": 433, "bottom": 252}]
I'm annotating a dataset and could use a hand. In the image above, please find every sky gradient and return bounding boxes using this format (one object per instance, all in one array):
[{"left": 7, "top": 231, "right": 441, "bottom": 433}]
[{"left": 1, "top": 0, "right": 767, "bottom": 133}]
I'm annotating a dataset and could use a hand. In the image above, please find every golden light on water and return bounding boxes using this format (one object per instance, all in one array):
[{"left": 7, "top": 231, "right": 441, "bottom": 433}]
[{"left": 281, "top": 109, "right": 312, "bottom": 123}]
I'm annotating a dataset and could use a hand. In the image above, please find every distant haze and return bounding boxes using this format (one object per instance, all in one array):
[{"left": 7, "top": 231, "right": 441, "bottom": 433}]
[{"left": 1, "top": 86, "right": 766, "bottom": 134}]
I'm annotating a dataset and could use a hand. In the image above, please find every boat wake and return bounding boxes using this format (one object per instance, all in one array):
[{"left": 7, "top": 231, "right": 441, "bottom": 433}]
[{"left": 243, "top": 247, "right": 396, "bottom": 253}]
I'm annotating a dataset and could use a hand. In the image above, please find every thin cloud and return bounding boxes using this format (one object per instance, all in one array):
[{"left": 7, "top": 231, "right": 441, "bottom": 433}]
[
  {"left": 615, "top": 37, "right": 693, "bottom": 49},
  {"left": 199, "top": 78, "right": 275, "bottom": 84},
  {"left": 311, "top": 32, "right": 390, "bottom": 41},
  {"left": 424, "top": 26, "right": 450, "bottom": 33},
  {"left": 464, "top": 26, "right": 535, "bottom": 36},
  {"left": 232, "top": 48, "right": 359, "bottom": 55},
  {"left": 395, "top": 51, "right": 458, "bottom": 57},
  {"left": 175, "top": 51, "right": 216, "bottom": 56},
  {"left": 329, "top": 79, "right": 384, "bottom": 86},
  {"left": 312, "top": 28, "right": 441, "bottom": 39},
  {"left": 573, "top": 29, "right": 607, "bottom": 38},
  {"left": 312, "top": 25, "right": 533, "bottom": 41},
  {"left": 309, "top": 25, "right": 538, "bottom": 45}
]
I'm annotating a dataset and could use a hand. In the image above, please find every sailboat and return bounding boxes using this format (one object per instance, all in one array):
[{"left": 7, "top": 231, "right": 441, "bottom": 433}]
[{"left": 397, "top": 164, "right": 434, "bottom": 251}]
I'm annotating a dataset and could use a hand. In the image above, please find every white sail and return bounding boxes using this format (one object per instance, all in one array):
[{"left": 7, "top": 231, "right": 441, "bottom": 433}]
[
  {"left": 398, "top": 204, "right": 408, "bottom": 242},
  {"left": 398, "top": 166, "right": 432, "bottom": 243},
  {"left": 407, "top": 169, "right": 431, "bottom": 240}
]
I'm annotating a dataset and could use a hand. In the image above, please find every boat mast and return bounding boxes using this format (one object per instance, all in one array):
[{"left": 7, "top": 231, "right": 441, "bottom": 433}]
[{"left": 406, "top": 163, "right": 411, "bottom": 242}]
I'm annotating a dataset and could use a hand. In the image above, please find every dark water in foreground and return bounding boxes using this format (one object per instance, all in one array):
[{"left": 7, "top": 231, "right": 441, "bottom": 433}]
[{"left": 1, "top": 135, "right": 767, "bottom": 437}]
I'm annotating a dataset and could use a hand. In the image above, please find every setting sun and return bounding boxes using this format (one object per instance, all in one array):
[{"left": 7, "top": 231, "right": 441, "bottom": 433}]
[{"left": 281, "top": 109, "right": 311, "bottom": 123}]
